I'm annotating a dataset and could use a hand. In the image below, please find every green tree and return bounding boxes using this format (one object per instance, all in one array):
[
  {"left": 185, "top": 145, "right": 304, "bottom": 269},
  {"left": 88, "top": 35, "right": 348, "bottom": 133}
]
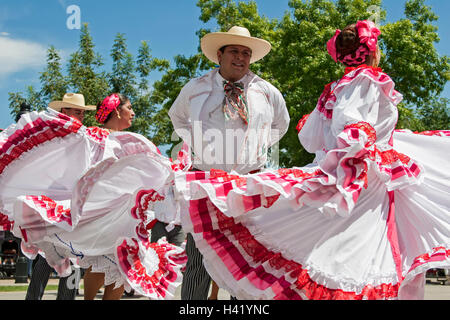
[
  {"left": 8, "top": 86, "right": 46, "bottom": 121},
  {"left": 382, "top": 0, "right": 449, "bottom": 112},
  {"left": 416, "top": 97, "right": 450, "bottom": 131},
  {"left": 150, "top": 54, "right": 204, "bottom": 152},
  {"left": 8, "top": 46, "right": 65, "bottom": 120},
  {"left": 7, "top": 0, "right": 448, "bottom": 163},
  {"left": 109, "top": 33, "right": 137, "bottom": 99},
  {"left": 129, "top": 40, "right": 170, "bottom": 137},
  {"left": 7, "top": 23, "right": 170, "bottom": 135},
  {"left": 266, "top": 0, "right": 389, "bottom": 166},
  {"left": 154, "top": 0, "right": 447, "bottom": 167},
  {"left": 8, "top": 92, "right": 27, "bottom": 119},
  {"left": 39, "top": 46, "right": 68, "bottom": 104},
  {"left": 67, "top": 23, "right": 109, "bottom": 126}
]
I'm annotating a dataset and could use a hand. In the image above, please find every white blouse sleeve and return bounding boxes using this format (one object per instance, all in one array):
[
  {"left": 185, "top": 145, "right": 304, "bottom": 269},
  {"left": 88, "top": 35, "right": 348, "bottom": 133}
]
[
  {"left": 330, "top": 73, "right": 400, "bottom": 148},
  {"left": 301, "top": 72, "right": 405, "bottom": 217},
  {"left": 269, "top": 86, "right": 290, "bottom": 146},
  {"left": 168, "top": 82, "right": 194, "bottom": 147}
]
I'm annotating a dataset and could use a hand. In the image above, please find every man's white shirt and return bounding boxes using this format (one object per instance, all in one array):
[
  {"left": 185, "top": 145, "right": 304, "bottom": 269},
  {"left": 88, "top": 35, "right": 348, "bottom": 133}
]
[{"left": 169, "top": 69, "right": 290, "bottom": 174}]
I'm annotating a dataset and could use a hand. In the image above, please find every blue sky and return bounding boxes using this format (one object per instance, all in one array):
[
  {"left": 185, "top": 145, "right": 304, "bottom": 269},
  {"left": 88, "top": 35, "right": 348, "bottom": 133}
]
[{"left": 0, "top": 0, "right": 449, "bottom": 130}]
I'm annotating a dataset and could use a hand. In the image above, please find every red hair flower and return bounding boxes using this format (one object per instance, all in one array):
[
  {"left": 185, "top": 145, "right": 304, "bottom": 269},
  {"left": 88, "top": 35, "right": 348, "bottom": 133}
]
[
  {"left": 356, "top": 20, "right": 381, "bottom": 52},
  {"left": 95, "top": 94, "right": 121, "bottom": 124},
  {"left": 327, "top": 29, "right": 341, "bottom": 63},
  {"left": 327, "top": 20, "right": 381, "bottom": 65}
]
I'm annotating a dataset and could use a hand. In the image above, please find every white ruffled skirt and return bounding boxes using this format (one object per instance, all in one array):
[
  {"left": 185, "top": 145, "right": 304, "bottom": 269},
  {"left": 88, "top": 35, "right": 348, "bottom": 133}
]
[
  {"left": 175, "top": 130, "right": 449, "bottom": 300},
  {"left": 0, "top": 110, "right": 186, "bottom": 299}
]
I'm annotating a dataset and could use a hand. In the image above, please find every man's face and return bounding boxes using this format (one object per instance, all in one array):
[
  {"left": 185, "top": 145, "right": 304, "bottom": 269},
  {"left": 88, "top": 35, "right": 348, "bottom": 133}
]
[
  {"left": 61, "top": 107, "right": 85, "bottom": 123},
  {"left": 217, "top": 45, "right": 252, "bottom": 82}
]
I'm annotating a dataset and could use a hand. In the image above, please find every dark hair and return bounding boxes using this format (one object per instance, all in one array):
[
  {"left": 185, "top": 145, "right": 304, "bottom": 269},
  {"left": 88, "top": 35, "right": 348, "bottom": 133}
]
[
  {"left": 335, "top": 24, "right": 369, "bottom": 66},
  {"left": 219, "top": 45, "right": 228, "bottom": 54},
  {"left": 15, "top": 102, "right": 32, "bottom": 122},
  {"left": 96, "top": 93, "right": 129, "bottom": 123}
]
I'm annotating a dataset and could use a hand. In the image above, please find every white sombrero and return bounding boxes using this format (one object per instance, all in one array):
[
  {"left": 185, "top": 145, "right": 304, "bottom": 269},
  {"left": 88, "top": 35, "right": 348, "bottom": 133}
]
[
  {"left": 201, "top": 26, "right": 272, "bottom": 65},
  {"left": 48, "top": 93, "right": 96, "bottom": 111}
]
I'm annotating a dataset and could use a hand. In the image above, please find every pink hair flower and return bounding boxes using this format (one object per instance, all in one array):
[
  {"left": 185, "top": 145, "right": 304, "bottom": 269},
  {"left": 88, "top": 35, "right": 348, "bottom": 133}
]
[
  {"left": 95, "top": 94, "right": 121, "bottom": 124},
  {"left": 327, "top": 29, "right": 341, "bottom": 62},
  {"left": 356, "top": 20, "right": 381, "bottom": 52}
]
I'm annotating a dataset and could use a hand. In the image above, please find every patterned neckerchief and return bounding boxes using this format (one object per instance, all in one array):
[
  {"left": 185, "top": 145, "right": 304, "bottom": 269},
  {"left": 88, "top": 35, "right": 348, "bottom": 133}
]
[{"left": 222, "top": 80, "right": 249, "bottom": 124}]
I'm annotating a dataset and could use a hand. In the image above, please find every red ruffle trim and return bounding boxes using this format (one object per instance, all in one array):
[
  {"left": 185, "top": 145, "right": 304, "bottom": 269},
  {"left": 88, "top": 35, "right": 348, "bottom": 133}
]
[
  {"left": 314, "top": 66, "right": 400, "bottom": 120},
  {"left": 344, "top": 64, "right": 382, "bottom": 76},
  {"left": 0, "top": 212, "right": 13, "bottom": 231},
  {"left": 130, "top": 189, "right": 165, "bottom": 243},
  {"left": 408, "top": 246, "right": 450, "bottom": 273},
  {"left": 342, "top": 122, "right": 420, "bottom": 184},
  {"left": 85, "top": 126, "right": 110, "bottom": 143},
  {"left": 414, "top": 130, "right": 450, "bottom": 137},
  {"left": 192, "top": 197, "right": 400, "bottom": 300},
  {"left": 25, "top": 195, "right": 72, "bottom": 226},
  {"left": 344, "top": 122, "right": 377, "bottom": 148},
  {"left": 0, "top": 115, "right": 82, "bottom": 175},
  {"left": 116, "top": 238, "right": 186, "bottom": 299},
  {"left": 296, "top": 113, "right": 311, "bottom": 133},
  {"left": 210, "top": 168, "right": 247, "bottom": 187}
]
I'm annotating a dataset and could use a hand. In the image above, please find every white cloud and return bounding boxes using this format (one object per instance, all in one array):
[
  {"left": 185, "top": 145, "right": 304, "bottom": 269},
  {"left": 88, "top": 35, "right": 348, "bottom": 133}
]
[{"left": 0, "top": 36, "right": 47, "bottom": 77}]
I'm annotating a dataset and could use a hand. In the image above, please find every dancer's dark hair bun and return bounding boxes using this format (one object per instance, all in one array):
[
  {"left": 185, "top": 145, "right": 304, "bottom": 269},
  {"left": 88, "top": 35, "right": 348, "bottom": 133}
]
[{"left": 335, "top": 24, "right": 363, "bottom": 61}]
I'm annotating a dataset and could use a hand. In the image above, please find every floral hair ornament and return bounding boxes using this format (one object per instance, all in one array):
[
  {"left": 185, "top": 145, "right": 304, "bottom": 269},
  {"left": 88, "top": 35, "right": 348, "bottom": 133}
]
[
  {"left": 327, "top": 20, "right": 381, "bottom": 66},
  {"left": 327, "top": 29, "right": 341, "bottom": 62},
  {"left": 356, "top": 20, "right": 381, "bottom": 52},
  {"left": 95, "top": 93, "right": 121, "bottom": 124}
]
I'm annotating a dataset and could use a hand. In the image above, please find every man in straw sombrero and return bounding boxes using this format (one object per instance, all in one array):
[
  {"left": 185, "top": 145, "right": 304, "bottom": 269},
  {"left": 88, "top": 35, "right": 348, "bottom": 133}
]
[
  {"left": 168, "top": 26, "right": 290, "bottom": 300},
  {"left": 26, "top": 92, "right": 94, "bottom": 301},
  {"left": 48, "top": 92, "right": 96, "bottom": 123}
]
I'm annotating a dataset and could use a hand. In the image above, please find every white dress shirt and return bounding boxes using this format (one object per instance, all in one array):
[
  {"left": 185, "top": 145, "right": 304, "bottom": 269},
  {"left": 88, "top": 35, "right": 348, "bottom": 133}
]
[{"left": 169, "top": 69, "right": 290, "bottom": 174}]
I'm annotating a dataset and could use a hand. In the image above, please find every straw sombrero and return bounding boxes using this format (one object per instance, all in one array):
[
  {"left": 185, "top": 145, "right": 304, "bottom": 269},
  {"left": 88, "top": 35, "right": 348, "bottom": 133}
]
[
  {"left": 48, "top": 93, "right": 96, "bottom": 111},
  {"left": 201, "top": 26, "right": 271, "bottom": 65}
]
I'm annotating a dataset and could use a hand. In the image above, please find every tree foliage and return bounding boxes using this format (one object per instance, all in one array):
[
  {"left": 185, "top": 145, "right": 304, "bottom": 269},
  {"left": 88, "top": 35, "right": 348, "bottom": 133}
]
[
  {"left": 130, "top": 40, "right": 171, "bottom": 137},
  {"left": 8, "top": 24, "right": 168, "bottom": 136},
  {"left": 66, "top": 24, "right": 109, "bottom": 126},
  {"left": 187, "top": 0, "right": 449, "bottom": 166},
  {"left": 8, "top": 0, "right": 449, "bottom": 166},
  {"left": 40, "top": 46, "right": 68, "bottom": 103},
  {"left": 109, "top": 33, "right": 137, "bottom": 98}
]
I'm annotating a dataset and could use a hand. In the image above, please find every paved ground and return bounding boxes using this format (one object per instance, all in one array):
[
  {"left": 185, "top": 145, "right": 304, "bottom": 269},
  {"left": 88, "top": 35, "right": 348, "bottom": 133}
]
[
  {"left": 0, "top": 278, "right": 231, "bottom": 300},
  {"left": 0, "top": 277, "right": 448, "bottom": 300}
]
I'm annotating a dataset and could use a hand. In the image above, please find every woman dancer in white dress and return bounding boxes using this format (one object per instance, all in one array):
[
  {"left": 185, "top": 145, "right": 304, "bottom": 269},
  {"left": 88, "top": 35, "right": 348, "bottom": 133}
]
[
  {"left": 174, "top": 20, "right": 450, "bottom": 300},
  {"left": 81, "top": 93, "right": 136, "bottom": 300},
  {"left": 0, "top": 94, "right": 186, "bottom": 300}
]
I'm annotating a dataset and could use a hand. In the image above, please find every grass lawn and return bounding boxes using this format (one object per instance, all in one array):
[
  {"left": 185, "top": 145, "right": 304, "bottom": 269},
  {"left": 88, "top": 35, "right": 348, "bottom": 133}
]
[
  {"left": 0, "top": 284, "right": 84, "bottom": 292},
  {"left": 0, "top": 285, "right": 59, "bottom": 292}
]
